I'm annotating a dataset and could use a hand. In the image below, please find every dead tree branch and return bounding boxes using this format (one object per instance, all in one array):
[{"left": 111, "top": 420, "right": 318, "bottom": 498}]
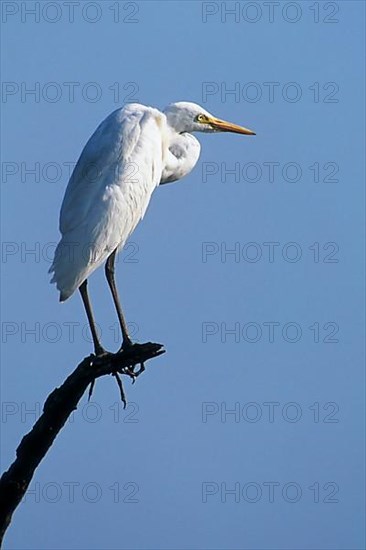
[{"left": 0, "top": 342, "right": 165, "bottom": 547}]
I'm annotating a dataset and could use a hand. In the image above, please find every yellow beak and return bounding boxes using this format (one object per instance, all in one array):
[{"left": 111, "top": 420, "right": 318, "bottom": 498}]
[{"left": 209, "top": 116, "right": 256, "bottom": 136}]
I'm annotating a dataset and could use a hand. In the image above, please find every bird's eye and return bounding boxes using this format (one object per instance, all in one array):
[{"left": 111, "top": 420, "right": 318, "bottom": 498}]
[{"left": 197, "top": 114, "right": 206, "bottom": 123}]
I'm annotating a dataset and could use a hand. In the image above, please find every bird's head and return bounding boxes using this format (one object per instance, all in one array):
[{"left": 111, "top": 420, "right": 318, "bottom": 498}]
[{"left": 164, "top": 101, "right": 255, "bottom": 136}]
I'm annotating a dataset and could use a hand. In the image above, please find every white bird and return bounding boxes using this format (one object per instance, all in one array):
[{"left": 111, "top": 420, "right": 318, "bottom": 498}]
[{"left": 50, "top": 102, "right": 255, "bottom": 355}]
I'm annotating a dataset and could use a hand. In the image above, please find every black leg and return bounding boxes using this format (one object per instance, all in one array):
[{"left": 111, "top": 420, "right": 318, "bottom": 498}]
[
  {"left": 79, "top": 279, "right": 105, "bottom": 356},
  {"left": 105, "top": 249, "right": 132, "bottom": 350}
]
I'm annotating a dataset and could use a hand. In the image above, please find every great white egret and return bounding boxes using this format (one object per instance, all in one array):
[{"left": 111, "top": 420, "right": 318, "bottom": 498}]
[{"left": 50, "top": 102, "right": 255, "bottom": 355}]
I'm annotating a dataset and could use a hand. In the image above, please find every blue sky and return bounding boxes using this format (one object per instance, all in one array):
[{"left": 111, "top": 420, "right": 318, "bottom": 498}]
[{"left": 1, "top": 1, "right": 365, "bottom": 549}]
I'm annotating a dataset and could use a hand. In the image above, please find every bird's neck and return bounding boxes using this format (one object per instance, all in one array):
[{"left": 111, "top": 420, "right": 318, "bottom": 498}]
[{"left": 160, "top": 132, "right": 201, "bottom": 185}]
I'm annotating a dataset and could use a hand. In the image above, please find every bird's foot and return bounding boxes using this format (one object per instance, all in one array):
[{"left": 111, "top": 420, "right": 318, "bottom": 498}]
[
  {"left": 112, "top": 360, "right": 145, "bottom": 408},
  {"left": 93, "top": 345, "right": 109, "bottom": 357},
  {"left": 121, "top": 361, "right": 145, "bottom": 384},
  {"left": 88, "top": 356, "right": 131, "bottom": 406},
  {"left": 88, "top": 346, "right": 111, "bottom": 400},
  {"left": 117, "top": 341, "right": 146, "bottom": 384},
  {"left": 112, "top": 371, "right": 128, "bottom": 408},
  {"left": 118, "top": 337, "right": 133, "bottom": 353},
  {"left": 88, "top": 341, "right": 162, "bottom": 406}
]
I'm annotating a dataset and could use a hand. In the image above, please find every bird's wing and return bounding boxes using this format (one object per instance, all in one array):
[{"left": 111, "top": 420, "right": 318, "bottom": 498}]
[
  {"left": 51, "top": 104, "right": 166, "bottom": 299},
  {"left": 59, "top": 104, "right": 164, "bottom": 234}
]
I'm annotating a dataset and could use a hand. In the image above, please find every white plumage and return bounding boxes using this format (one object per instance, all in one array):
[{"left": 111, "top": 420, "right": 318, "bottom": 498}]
[
  {"left": 50, "top": 104, "right": 165, "bottom": 300},
  {"left": 49, "top": 101, "right": 255, "bottom": 353}
]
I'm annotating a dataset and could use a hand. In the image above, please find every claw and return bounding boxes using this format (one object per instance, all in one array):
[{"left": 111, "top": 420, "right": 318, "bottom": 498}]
[
  {"left": 88, "top": 379, "right": 96, "bottom": 401},
  {"left": 88, "top": 345, "right": 150, "bottom": 407},
  {"left": 122, "top": 365, "right": 136, "bottom": 379},
  {"left": 135, "top": 362, "right": 145, "bottom": 378},
  {"left": 113, "top": 372, "right": 127, "bottom": 409},
  {"left": 123, "top": 361, "right": 145, "bottom": 381}
]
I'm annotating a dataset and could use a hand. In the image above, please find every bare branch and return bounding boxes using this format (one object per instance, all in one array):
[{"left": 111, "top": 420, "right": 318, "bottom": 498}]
[{"left": 0, "top": 342, "right": 165, "bottom": 547}]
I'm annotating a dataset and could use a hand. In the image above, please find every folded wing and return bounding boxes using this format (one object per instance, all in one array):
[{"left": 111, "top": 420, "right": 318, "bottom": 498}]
[{"left": 50, "top": 104, "right": 166, "bottom": 301}]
